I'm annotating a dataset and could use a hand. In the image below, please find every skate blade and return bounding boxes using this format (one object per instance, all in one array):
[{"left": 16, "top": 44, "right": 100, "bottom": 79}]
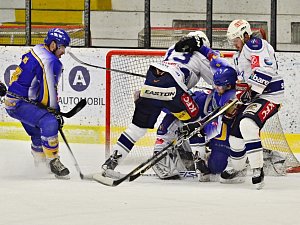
[
  {"left": 55, "top": 174, "right": 70, "bottom": 180},
  {"left": 220, "top": 177, "right": 245, "bottom": 184},
  {"left": 255, "top": 181, "right": 265, "bottom": 190}
]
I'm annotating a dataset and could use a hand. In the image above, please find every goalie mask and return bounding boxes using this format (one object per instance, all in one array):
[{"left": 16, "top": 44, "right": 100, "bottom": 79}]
[
  {"left": 227, "top": 19, "right": 252, "bottom": 43},
  {"left": 187, "top": 31, "right": 210, "bottom": 47},
  {"left": 44, "top": 28, "right": 71, "bottom": 48}
]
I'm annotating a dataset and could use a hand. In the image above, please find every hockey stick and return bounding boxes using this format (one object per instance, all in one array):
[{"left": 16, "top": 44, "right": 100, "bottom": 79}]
[
  {"left": 128, "top": 100, "right": 239, "bottom": 182},
  {"left": 93, "top": 141, "right": 174, "bottom": 186},
  {"left": 6, "top": 91, "right": 87, "bottom": 118},
  {"left": 93, "top": 98, "right": 239, "bottom": 186},
  {"left": 59, "top": 128, "right": 87, "bottom": 179},
  {"left": 179, "top": 98, "right": 239, "bottom": 141},
  {"left": 68, "top": 51, "right": 146, "bottom": 78}
]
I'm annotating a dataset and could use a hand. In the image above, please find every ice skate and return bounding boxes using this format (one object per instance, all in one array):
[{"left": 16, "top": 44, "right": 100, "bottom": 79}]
[
  {"left": 220, "top": 168, "right": 247, "bottom": 184},
  {"left": 252, "top": 168, "right": 264, "bottom": 190},
  {"left": 48, "top": 158, "right": 70, "bottom": 179},
  {"left": 101, "top": 150, "right": 124, "bottom": 179}
]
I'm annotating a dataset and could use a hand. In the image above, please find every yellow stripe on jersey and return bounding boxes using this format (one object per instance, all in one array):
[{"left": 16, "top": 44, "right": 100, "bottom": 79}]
[
  {"left": 30, "top": 49, "right": 49, "bottom": 106},
  {"left": 215, "top": 123, "right": 227, "bottom": 141},
  {"left": 172, "top": 110, "right": 192, "bottom": 121}
]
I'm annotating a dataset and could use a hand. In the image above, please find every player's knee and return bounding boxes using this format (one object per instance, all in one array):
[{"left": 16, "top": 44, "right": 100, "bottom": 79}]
[
  {"left": 240, "top": 117, "right": 260, "bottom": 140},
  {"left": 39, "top": 113, "right": 59, "bottom": 136}
]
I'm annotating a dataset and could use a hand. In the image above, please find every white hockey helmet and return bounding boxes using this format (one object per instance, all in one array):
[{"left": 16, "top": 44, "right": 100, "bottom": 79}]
[
  {"left": 227, "top": 19, "right": 252, "bottom": 42},
  {"left": 187, "top": 31, "right": 210, "bottom": 47}
]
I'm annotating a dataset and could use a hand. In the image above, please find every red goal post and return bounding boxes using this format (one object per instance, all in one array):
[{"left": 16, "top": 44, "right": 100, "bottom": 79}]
[{"left": 105, "top": 49, "right": 299, "bottom": 168}]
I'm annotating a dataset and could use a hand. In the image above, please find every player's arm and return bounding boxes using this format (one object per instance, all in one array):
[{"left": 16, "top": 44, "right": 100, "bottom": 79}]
[{"left": 46, "top": 59, "right": 63, "bottom": 110}]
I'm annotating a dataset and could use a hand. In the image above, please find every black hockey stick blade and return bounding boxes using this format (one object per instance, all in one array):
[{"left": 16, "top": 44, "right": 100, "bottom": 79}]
[
  {"left": 93, "top": 141, "right": 174, "bottom": 186},
  {"left": 58, "top": 98, "right": 87, "bottom": 118}
]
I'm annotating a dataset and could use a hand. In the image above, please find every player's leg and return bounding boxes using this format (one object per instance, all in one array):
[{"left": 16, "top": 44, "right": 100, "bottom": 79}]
[
  {"left": 220, "top": 111, "right": 248, "bottom": 184},
  {"left": 6, "top": 100, "right": 69, "bottom": 178},
  {"left": 240, "top": 99, "right": 279, "bottom": 188},
  {"left": 21, "top": 123, "right": 46, "bottom": 167},
  {"left": 102, "top": 97, "right": 162, "bottom": 177}
]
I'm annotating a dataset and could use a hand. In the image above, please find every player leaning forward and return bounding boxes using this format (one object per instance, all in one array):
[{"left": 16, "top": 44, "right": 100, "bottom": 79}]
[
  {"left": 4, "top": 28, "right": 71, "bottom": 178},
  {"left": 220, "top": 20, "right": 284, "bottom": 189},
  {"left": 93, "top": 31, "right": 214, "bottom": 180}
]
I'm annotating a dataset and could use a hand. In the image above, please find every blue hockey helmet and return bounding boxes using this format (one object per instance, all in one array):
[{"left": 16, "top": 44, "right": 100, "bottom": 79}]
[
  {"left": 213, "top": 67, "right": 237, "bottom": 87},
  {"left": 44, "top": 28, "right": 71, "bottom": 47}
]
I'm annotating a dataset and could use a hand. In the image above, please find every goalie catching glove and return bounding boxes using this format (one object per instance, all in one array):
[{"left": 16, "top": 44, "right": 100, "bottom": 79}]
[
  {"left": 177, "top": 121, "right": 204, "bottom": 142},
  {"left": 174, "top": 35, "right": 203, "bottom": 53}
]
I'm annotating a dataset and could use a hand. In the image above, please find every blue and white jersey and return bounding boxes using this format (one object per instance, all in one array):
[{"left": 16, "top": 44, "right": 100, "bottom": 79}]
[
  {"left": 235, "top": 37, "right": 284, "bottom": 104},
  {"left": 8, "top": 44, "right": 63, "bottom": 109},
  {"left": 150, "top": 44, "right": 213, "bottom": 92}
]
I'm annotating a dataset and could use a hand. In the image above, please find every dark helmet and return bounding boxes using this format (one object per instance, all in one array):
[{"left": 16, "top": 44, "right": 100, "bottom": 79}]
[
  {"left": 213, "top": 67, "right": 237, "bottom": 87},
  {"left": 44, "top": 28, "right": 71, "bottom": 47}
]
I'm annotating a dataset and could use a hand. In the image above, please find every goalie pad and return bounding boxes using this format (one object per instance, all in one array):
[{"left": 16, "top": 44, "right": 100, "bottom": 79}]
[{"left": 152, "top": 141, "right": 194, "bottom": 179}]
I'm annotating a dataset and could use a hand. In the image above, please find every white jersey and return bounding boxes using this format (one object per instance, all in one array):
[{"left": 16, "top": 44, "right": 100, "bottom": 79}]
[
  {"left": 150, "top": 44, "right": 213, "bottom": 92},
  {"left": 234, "top": 38, "right": 284, "bottom": 104}
]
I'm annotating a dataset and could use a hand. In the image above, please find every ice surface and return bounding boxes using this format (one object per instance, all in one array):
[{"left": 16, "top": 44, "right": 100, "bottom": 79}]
[{"left": 1, "top": 139, "right": 300, "bottom": 225}]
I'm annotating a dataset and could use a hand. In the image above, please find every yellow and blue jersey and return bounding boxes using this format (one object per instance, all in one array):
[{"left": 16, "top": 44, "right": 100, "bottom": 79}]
[{"left": 8, "top": 44, "right": 63, "bottom": 110}]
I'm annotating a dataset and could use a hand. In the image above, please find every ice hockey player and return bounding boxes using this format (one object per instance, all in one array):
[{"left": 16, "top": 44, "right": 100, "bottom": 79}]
[
  {"left": 93, "top": 31, "right": 214, "bottom": 181},
  {"left": 218, "top": 19, "right": 284, "bottom": 189},
  {"left": 0, "top": 81, "right": 7, "bottom": 97},
  {"left": 153, "top": 65, "right": 238, "bottom": 181},
  {"left": 4, "top": 28, "right": 71, "bottom": 178}
]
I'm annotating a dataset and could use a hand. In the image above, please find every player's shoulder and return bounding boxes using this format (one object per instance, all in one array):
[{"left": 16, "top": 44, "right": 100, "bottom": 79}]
[
  {"left": 244, "top": 37, "right": 264, "bottom": 51},
  {"left": 245, "top": 37, "right": 262, "bottom": 50}
]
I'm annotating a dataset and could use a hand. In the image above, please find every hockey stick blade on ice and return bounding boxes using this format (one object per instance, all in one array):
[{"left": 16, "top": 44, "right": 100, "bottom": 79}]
[
  {"left": 93, "top": 142, "right": 174, "bottom": 186},
  {"left": 69, "top": 52, "right": 146, "bottom": 78}
]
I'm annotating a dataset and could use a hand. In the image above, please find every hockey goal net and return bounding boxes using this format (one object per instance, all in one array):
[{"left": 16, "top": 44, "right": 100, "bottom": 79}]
[{"left": 105, "top": 49, "right": 299, "bottom": 169}]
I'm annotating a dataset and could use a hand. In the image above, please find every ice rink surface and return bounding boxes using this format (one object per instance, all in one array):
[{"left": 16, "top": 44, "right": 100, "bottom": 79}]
[{"left": 1, "top": 139, "right": 300, "bottom": 225}]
